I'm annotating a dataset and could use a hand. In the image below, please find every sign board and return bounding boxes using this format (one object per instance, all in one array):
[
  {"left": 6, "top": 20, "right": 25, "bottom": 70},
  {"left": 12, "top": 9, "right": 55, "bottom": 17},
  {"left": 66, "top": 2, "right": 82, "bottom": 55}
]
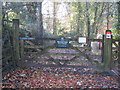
[
  {"left": 55, "top": 36, "right": 70, "bottom": 48},
  {"left": 78, "top": 37, "right": 87, "bottom": 43},
  {"left": 105, "top": 30, "right": 112, "bottom": 38},
  {"left": 106, "top": 34, "right": 112, "bottom": 38}
]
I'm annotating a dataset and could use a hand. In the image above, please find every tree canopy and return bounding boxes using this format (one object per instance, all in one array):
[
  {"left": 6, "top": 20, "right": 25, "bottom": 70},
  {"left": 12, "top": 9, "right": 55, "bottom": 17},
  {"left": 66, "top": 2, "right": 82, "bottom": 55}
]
[{"left": 2, "top": 1, "right": 119, "bottom": 39}]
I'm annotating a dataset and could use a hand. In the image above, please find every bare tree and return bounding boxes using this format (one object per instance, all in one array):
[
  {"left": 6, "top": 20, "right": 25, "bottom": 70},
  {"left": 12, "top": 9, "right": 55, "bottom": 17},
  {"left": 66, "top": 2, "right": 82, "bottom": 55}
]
[
  {"left": 107, "top": 3, "right": 110, "bottom": 30},
  {"left": 76, "top": 2, "right": 81, "bottom": 34},
  {"left": 36, "top": 2, "right": 43, "bottom": 45},
  {"left": 92, "top": 2, "right": 98, "bottom": 35},
  {"left": 53, "top": 2, "right": 57, "bottom": 35},
  {"left": 86, "top": 2, "right": 90, "bottom": 38},
  {"left": 86, "top": 2, "right": 91, "bottom": 46}
]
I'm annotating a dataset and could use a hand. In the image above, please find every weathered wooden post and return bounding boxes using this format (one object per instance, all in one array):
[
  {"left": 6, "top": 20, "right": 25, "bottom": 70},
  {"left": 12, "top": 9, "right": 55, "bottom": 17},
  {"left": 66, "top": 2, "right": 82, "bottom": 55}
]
[
  {"left": 117, "top": 1, "right": 120, "bottom": 68},
  {"left": 20, "top": 39, "right": 24, "bottom": 59},
  {"left": 103, "top": 30, "right": 112, "bottom": 69},
  {"left": 117, "top": 3, "right": 120, "bottom": 88},
  {"left": 0, "top": 1, "right": 2, "bottom": 85},
  {"left": 102, "top": 35, "right": 104, "bottom": 63},
  {"left": 12, "top": 19, "right": 20, "bottom": 66}
]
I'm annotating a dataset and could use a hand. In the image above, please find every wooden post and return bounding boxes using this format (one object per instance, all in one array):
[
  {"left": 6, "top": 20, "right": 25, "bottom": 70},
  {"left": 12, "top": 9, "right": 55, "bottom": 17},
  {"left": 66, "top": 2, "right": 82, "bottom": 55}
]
[
  {"left": 101, "top": 35, "right": 104, "bottom": 63},
  {"left": 20, "top": 39, "right": 24, "bottom": 59},
  {"left": 0, "top": 4, "right": 2, "bottom": 63},
  {"left": 118, "top": 2, "right": 120, "bottom": 69},
  {"left": 12, "top": 19, "right": 20, "bottom": 65},
  {"left": 118, "top": 40, "right": 120, "bottom": 56},
  {"left": 0, "top": 2, "right": 2, "bottom": 84},
  {"left": 103, "top": 34, "right": 112, "bottom": 69}
]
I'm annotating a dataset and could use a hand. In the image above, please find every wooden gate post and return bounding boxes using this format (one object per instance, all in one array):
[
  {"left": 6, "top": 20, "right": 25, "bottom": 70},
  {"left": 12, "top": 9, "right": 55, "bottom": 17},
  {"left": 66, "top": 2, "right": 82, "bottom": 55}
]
[
  {"left": 20, "top": 39, "right": 24, "bottom": 59},
  {"left": 103, "top": 33, "right": 112, "bottom": 69},
  {"left": 118, "top": 39, "right": 120, "bottom": 74},
  {"left": 0, "top": 2, "right": 2, "bottom": 84},
  {"left": 102, "top": 35, "right": 104, "bottom": 63},
  {"left": 12, "top": 19, "right": 20, "bottom": 65},
  {"left": 118, "top": 1, "right": 120, "bottom": 69}
]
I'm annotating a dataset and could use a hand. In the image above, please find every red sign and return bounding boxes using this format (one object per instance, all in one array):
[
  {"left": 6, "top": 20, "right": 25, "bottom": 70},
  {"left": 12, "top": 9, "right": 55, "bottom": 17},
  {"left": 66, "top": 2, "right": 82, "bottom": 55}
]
[
  {"left": 105, "top": 30, "right": 112, "bottom": 34},
  {"left": 105, "top": 30, "right": 112, "bottom": 38}
]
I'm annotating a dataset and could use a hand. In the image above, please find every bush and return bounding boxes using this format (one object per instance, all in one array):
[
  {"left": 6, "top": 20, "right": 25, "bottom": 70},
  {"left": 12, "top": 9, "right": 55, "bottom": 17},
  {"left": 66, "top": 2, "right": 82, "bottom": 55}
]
[{"left": 111, "top": 29, "right": 120, "bottom": 39}]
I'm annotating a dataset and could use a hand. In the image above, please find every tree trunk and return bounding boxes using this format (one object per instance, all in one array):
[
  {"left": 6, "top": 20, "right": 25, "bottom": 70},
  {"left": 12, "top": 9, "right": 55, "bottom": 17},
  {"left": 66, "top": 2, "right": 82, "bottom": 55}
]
[
  {"left": 0, "top": 2, "right": 2, "bottom": 69},
  {"left": 35, "top": 2, "right": 43, "bottom": 45},
  {"left": 86, "top": 2, "right": 90, "bottom": 38},
  {"left": 77, "top": 2, "right": 81, "bottom": 34},
  {"left": 92, "top": 3, "right": 98, "bottom": 36},
  {"left": 0, "top": 2, "right": 2, "bottom": 37},
  {"left": 96, "top": 3, "right": 105, "bottom": 28},
  {"left": 53, "top": 2, "right": 57, "bottom": 35},
  {"left": 107, "top": 3, "right": 110, "bottom": 30},
  {"left": 86, "top": 2, "right": 91, "bottom": 46}
]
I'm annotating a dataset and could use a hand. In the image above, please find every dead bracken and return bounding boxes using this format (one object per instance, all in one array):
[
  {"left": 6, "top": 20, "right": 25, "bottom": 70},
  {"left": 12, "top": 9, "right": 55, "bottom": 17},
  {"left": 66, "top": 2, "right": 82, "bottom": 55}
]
[{"left": 2, "top": 67, "right": 118, "bottom": 88}]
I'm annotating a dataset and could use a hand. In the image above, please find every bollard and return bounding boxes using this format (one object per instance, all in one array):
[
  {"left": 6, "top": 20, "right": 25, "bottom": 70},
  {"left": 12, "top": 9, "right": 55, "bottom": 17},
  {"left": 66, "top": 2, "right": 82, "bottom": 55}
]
[{"left": 103, "top": 30, "right": 112, "bottom": 69}]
